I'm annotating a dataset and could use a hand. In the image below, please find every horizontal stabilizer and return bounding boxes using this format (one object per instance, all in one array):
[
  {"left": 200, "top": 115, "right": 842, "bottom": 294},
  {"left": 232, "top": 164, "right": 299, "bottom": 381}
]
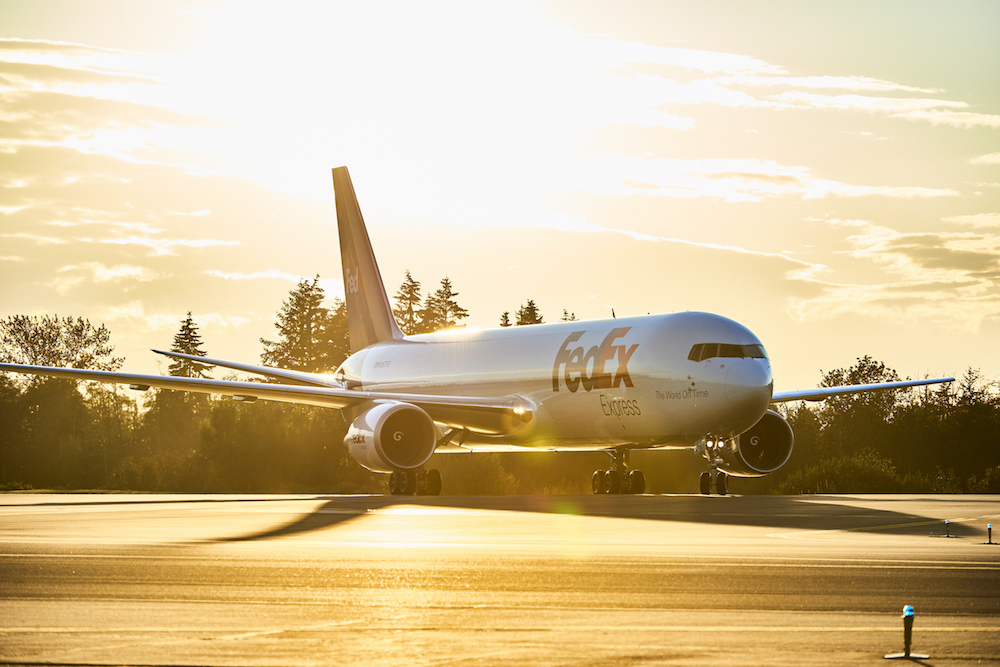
[{"left": 152, "top": 349, "right": 339, "bottom": 387}]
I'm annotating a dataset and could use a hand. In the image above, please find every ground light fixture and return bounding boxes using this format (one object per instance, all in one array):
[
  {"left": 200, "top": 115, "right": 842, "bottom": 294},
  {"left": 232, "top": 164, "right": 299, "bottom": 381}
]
[{"left": 884, "top": 605, "right": 929, "bottom": 660}]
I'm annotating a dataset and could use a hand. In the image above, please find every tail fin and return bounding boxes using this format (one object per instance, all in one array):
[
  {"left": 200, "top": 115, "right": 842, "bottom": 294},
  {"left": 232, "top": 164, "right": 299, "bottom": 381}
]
[{"left": 332, "top": 167, "right": 404, "bottom": 352}]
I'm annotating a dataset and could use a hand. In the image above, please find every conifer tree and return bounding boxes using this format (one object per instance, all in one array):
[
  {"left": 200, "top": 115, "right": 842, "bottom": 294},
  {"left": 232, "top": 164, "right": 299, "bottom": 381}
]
[
  {"left": 561, "top": 309, "right": 577, "bottom": 321},
  {"left": 515, "top": 299, "right": 543, "bottom": 325},
  {"left": 499, "top": 311, "right": 512, "bottom": 327},
  {"left": 420, "top": 277, "right": 469, "bottom": 332},
  {"left": 393, "top": 270, "right": 423, "bottom": 335},
  {"left": 318, "top": 297, "right": 350, "bottom": 369},
  {"left": 167, "top": 312, "right": 211, "bottom": 378},
  {"left": 260, "top": 275, "right": 347, "bottom": 372}
]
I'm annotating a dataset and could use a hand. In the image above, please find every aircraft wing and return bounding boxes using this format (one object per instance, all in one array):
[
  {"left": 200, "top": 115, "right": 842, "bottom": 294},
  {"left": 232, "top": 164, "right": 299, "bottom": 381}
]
[
  {"left": 771, "top": 377, "right": 953, "bottom": 403},
  {"left": 0, "top": 363, "right": 530, "bottom": 435},
  {"left": 152, "top": 349, "right": 339, "bottom": 387}
]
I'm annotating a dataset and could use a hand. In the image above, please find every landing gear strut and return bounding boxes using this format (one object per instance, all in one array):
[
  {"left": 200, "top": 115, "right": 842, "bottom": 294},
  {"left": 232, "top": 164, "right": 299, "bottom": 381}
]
[
  {"left": 389, "top": 468, "right": 442, "bottom": 496},
  {"left": 592, "top": 448, "right": 645, "bottom": 494}
]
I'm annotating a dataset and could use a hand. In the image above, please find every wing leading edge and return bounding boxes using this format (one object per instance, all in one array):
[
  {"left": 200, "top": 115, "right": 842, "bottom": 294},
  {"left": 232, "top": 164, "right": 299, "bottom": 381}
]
[
  {"left": 771, "top": 377, "right": 954, "bottom": 403},
  {"left": 0, "top": 363, "right": 530, "bottom": 435}
]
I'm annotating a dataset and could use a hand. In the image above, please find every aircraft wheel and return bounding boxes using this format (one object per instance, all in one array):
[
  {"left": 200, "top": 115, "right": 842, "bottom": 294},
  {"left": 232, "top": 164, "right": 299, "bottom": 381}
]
[
  {"left": 699, "top": 472, "right": 711, "bottom": 495},
  {"left": 399, "top": 470, "right": 417, "bottom": 495},
  {"left": 592, "top": 470, "right": 605, "bottom": 494},
  {"left": 605, "top": 469, "right": 621, "bottom": 494},
  {"left": 425, "top": 469, "right": 442, "bottom": 496},
  {"left": 628, "top": 469, "right": 645, "bottom": 494},
  {"left": 388, "top": 471, "right": 400, "bottom": 495},
  {"left": 716, "top": 472, "right": 728, "bottom": 496}
]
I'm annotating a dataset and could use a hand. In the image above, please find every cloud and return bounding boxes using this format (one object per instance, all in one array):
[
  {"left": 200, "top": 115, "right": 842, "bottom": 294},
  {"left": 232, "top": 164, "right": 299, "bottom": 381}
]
[
  {"left": 943, "top": 213, "right": 1000, "bottom": 229},
  {"left": 47, "top": 262, "right": 163, "bottom": 294},
  {"left": 168, "top": 209, "right": 211, "bottom": 216},
  {"left": 577, "top": 155, "right": 958, "bottom": 202},
  {"left": 595, "top": 40, "right": 784, "bottom": 74},
  {"left": 789, "top": 219, "right": 1000, "bottom": 331},
  {"left": 99, "top": 301, "right": 190, "bottom": 334},
  {"left": 771, "top": 92, "right": 1000, "bottom": 128},
  {"left": 0, "top": 60, "right": 154, "bottom": 87},
  {"left": 197, "top": 313, "right": 251, "bottom": 328},
  {"left": 204, "top": 270, "right": 342, "bottom": 300},
  {"left": 714, "top": 73, "right": 938, "bottom": 93},
  {"left": 3, "top": 232, "right": 69, "bottom": 244},
  {"left": 591, "top": 40, "right": 996, "bottom": 132},
  {"left": 96, "top": 235, "right": 239, "bottom": 256},
  {"left": 0, "top": 89, "right": 217, "bottom": 149},
  {"left": 0, "top": 38, "right": 137, "bottom": 57},
  {"left": 970, "top": 153, "right": 1000, "bottom": 165},
  {"left": 205, "top": 269, "right": 306, "bottom": 282},
  {"left": 58, "top": 261, "right": 163, "bottom": 283}
]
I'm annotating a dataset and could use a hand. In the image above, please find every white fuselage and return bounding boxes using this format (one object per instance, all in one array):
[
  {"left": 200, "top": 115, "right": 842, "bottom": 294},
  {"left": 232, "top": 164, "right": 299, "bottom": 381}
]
[{"left": 335, "top": 312, "right": 774, "bottom": 451}]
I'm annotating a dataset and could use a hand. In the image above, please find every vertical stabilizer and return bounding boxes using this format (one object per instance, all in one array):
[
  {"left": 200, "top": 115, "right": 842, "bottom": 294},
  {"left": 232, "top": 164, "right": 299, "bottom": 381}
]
[{"left": 332, "top": 167, "right": 404, "bottom": 352}]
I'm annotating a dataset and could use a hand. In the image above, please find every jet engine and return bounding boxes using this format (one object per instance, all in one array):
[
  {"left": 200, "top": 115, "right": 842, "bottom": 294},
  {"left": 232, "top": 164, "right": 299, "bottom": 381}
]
[
  {"left": 720, "top": 409, "right": 794, "bottom": 477},
  {"left": 345, "top": 402, "right": 437, "bottom": 473}
]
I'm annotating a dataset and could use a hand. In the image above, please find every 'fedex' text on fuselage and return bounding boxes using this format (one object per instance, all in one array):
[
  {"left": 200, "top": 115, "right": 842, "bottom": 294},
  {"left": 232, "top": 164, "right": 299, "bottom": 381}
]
[{"left": 552, "top": 327, "right": 639, "bottom": 392}]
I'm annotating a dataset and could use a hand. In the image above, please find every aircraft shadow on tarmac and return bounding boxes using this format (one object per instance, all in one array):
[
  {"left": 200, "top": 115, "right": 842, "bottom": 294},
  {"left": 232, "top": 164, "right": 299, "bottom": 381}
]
[{"left": 216, "top": 493, "right": 990, "bottom": 543}]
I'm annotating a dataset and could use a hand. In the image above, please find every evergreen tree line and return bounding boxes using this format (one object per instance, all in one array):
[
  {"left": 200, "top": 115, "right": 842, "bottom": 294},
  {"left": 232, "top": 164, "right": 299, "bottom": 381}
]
[{"left": 1, "top": 273, "right": 998, "bottom": 494}]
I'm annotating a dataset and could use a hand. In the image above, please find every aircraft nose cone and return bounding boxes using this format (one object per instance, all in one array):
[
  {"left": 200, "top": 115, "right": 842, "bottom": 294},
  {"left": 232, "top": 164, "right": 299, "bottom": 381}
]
[{"left": 725, "top": 359, "right": 773, "bottom": 415}]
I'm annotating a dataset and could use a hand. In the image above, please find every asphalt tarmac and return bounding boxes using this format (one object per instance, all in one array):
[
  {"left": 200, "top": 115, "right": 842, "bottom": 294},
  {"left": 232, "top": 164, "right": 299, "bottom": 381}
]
[{"left": 1, "top": 493, "right": 999, "bottom": 666}]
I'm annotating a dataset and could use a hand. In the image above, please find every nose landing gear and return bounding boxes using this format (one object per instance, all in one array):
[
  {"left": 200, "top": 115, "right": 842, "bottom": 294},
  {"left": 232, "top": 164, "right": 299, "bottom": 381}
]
[
  {"left": 699, "top": 469, "right": 728, "bottom": 495},
  {"left": 699, "top": 437, "right": 730, "bottom": 496},
  {"left": 592, "top": 447, "right": 645, "bottom": 494}
]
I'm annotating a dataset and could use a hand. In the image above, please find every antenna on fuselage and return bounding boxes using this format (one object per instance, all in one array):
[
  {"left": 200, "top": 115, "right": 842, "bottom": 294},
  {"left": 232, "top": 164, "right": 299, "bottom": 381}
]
[{"left": 612, "top": 308, "right": 616, "bottom": 319}]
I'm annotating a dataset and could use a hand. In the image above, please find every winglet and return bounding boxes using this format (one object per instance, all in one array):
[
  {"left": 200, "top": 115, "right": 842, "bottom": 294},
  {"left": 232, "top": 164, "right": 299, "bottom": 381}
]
[{"left": 332, "top": 167, "right": 404, "bottom": 352}]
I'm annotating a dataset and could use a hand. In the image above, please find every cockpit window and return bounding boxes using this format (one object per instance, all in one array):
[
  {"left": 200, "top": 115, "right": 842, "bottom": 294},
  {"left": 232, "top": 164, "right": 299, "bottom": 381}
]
[
  {"left": 688, "top": 342, "right": 768, "bottom": 362},
  {"left": 720, "top": 343, "right": 743, "bottom": 358}
]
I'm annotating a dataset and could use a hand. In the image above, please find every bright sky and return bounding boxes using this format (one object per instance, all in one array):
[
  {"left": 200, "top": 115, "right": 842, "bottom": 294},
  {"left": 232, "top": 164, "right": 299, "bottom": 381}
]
[{"left": 1, "top": 0, "right": 998, "bottom": 391}]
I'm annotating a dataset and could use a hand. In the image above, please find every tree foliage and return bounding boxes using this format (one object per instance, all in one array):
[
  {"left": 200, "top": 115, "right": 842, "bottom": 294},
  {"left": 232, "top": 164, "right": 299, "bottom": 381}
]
[
  {"left": 0, "top": 315, "right": 122, "bottom": 376},
  {"left": 260, "top": 276, "right": 348, "bottom": 372},
  {"left": 515, "top": 299, "right": 544, "bottom": 325},
  {"left": 392, "top": 270, "right": 423, "bottom": 335},
  {"left": 392, "top": 272, "right": 469, "bottom": 334},
  {"left": 421, "top": 277, "right": 469, "bottom": 332}
]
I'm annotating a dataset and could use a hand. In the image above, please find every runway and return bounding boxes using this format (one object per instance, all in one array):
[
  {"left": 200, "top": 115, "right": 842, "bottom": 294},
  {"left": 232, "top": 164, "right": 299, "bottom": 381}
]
[{"left": 2, "top": 493, "right": 999, "bottom": 666}]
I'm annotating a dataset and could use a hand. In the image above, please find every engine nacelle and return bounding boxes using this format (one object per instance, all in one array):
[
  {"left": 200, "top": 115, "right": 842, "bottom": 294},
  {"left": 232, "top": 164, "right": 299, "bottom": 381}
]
[
  {"left": 721, "top": 409, "right": 794, "bottom": 477},
  {"left": 345, "top": 402, "right": 437, "bottom": 473}
]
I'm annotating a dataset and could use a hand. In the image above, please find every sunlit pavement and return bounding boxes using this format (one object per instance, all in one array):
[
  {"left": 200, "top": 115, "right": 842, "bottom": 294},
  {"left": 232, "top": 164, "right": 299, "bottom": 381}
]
[{"left": 1, "top": 493, "right": 999, "bottom": 666}]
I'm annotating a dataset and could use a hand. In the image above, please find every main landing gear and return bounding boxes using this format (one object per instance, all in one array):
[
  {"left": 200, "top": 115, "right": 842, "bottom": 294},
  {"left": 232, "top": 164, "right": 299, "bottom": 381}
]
[
  {"left": 592, "top": 447, "right": 645, "bottom": 494},
  {"left": 388, "top": 468, "right": 442, "bottom": 496}
]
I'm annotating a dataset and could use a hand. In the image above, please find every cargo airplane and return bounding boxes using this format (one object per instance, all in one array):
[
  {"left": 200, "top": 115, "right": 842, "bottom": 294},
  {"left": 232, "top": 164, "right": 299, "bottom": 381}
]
[{"left": 0, "top": 167, "right": 954, "bottom": 496}]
